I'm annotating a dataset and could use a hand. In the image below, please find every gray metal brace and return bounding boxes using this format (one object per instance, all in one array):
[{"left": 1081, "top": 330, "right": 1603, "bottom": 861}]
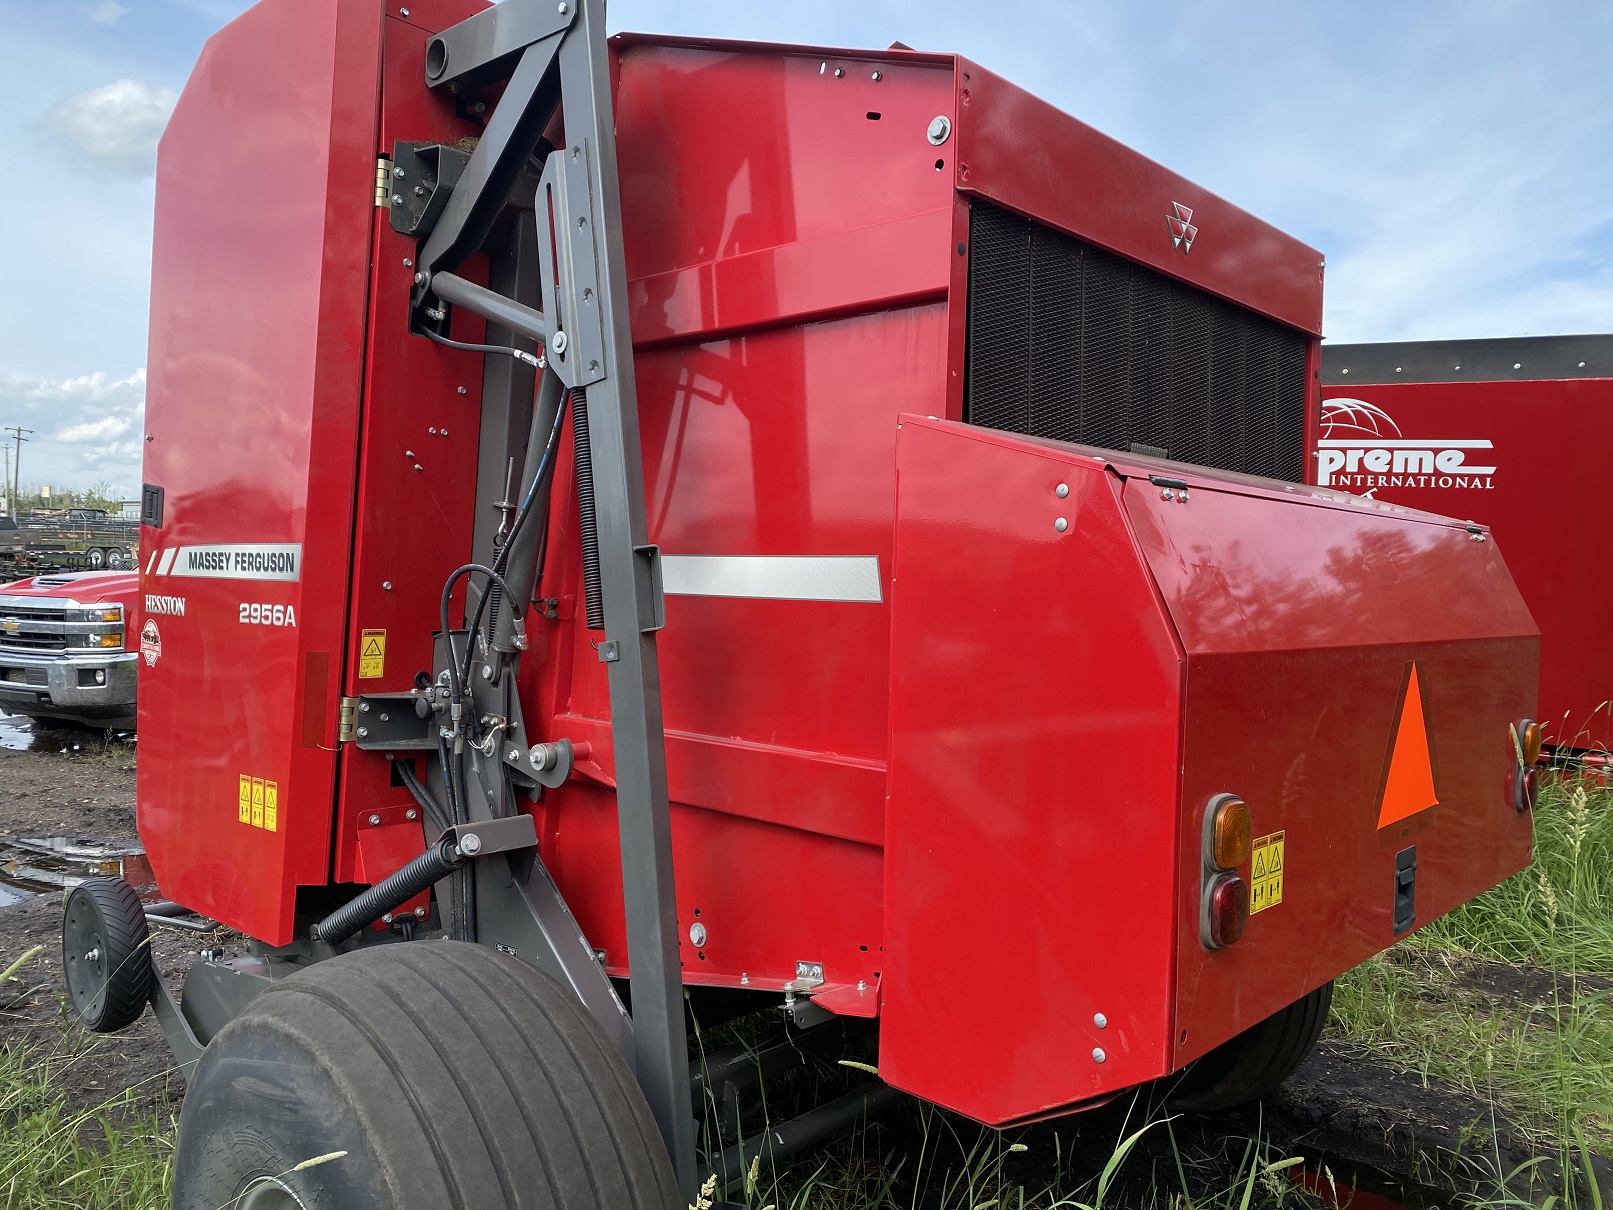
[{"left": 412, "top": 0, "right": 696, "bottom": 1196}]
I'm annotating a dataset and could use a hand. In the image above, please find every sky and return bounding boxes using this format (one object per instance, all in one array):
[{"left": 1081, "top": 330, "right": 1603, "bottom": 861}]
[{"left": 0, "top": 0, "right": 1607, "bottom": 498}]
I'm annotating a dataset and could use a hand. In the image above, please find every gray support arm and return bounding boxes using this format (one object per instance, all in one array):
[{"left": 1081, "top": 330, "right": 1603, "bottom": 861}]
[{"left": 416, "top": 0, "right": 697, "bottom": 1197}]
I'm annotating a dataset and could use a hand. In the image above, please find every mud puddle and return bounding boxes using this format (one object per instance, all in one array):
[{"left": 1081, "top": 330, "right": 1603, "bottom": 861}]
[{"left": 0, "top": 834, "right": 153, "bottom": 903}]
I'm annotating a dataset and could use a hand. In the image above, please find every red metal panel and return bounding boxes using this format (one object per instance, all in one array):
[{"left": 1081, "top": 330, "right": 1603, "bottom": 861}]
[
  {"left": 882, "top": 417, "right": 1185, "bottom": 1123},
  {"left": 1121, "top": 477, "right": 1536, "bottom": 1064},
  {"left": 1318, "top": 376, "right": 1613, "bottom": 747},
  {"left": 330, "top": 2, "right": 490, "bottom": 886},
  {"left": 952, "top": 60, "right": 1323, "bottom": 336},
  {"left": 138, "top": 0, "right": 385, "bottom": 941}
]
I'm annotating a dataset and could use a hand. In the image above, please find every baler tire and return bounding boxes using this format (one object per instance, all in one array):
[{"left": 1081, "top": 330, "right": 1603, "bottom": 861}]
[
  {"left": 1162, "top": 980, "right": 1333, "bottom": 1113},
  {"left": 60, "top": 876, "right": 154, "bottom": 1033},
  {"left": 170, "top": 940, "right": 679, "bottom": 1210}
]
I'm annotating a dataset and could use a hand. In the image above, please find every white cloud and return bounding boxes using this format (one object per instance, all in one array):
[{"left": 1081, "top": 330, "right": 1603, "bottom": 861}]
[
  {"left": 85, "top": 1, "right": 127, "bottom": 25},
  {"left": 41, "top": 80, "right": 176, "bottom": 180},
  {"left": 0, "top": 369, "right": 146, "bottom": 495},
  {"left": 58, "top": 415, "right": 132, "bottom": 443}
]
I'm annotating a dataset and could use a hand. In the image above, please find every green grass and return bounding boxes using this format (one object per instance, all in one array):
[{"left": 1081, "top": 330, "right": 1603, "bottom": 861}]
[
  {"left": 0, "top": 1039, "right": 174, "bottom": 1209},
  {"left": 1330, "top": 771, "right": 1613, "bottom": 1168}
]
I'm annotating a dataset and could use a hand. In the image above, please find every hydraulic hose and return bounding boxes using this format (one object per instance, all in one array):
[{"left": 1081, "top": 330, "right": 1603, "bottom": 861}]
[
  {"left": 572, "top": 386, "right": 605, "bottom": 630},
  {"left": 310, "top": 835, "right": 464, "bottom": 946},
  {"left": 395, "top": 760, "right": 449, "bottom": 834}
]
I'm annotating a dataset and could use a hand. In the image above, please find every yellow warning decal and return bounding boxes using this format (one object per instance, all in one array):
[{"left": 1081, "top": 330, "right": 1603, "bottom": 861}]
[
  {"left": 238, "top": 775, "right": 280, "bottom": 833},
  {"left": 1250, "top": 830, "right": 1285, "bottom": 914},
  {"left": 359, "top": 628, "right": 386, "bottom": 679}
]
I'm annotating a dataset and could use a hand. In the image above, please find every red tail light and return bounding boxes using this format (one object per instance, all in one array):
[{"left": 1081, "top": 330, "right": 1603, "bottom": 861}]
[
  {"left": 1204, "top": 874, "right": 1249, "bottom": 948},
  {"left": 1507, "top": 763, "right": 1540, "bottom": 813}
]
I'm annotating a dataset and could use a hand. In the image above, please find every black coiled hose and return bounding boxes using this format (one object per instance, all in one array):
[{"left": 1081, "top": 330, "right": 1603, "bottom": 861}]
[
  {"left": 310, "top": 835, "right": 464, "bottom": 946},
  {"left": 571, "top": 386, "right": 605, "bottom": 630}
]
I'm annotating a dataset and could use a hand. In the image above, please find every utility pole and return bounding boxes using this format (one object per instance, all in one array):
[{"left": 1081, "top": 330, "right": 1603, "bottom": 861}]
[
  {"left": 3, "top": 426, "right": 32, "bottom": 519},
  {"left": 2, "top": 444, "right": 9, "bottom": 516}
]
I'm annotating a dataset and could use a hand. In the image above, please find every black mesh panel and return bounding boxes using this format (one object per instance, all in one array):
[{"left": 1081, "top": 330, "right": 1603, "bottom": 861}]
[{"left": 964, "top": 200, "right": 1310, "bottom": 482}]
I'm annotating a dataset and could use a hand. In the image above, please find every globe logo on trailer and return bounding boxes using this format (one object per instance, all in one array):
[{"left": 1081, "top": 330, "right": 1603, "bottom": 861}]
[{"left": 1317, "top": 398, "right": 1496, "bottom": 493}]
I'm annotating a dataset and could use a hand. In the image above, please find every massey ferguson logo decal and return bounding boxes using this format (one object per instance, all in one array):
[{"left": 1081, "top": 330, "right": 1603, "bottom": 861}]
[
  {"left": 1317, "top": 398, "right": 1496, "bottom": 492},
  {"left": 1166, "top": 202, "right": 1197, "bottom": 253}
]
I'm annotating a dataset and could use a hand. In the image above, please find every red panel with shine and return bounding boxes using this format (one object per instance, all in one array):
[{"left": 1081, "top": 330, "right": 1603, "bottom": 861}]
[
  {"left": 138, "top": 0, "right": 384, "bottom": 941},
  {"left": 1122, "top": 477, "right": 1537, "bottom": 1065},
  {"left": 882, "top": 418, "right": 1185, "bottom": 1121}
]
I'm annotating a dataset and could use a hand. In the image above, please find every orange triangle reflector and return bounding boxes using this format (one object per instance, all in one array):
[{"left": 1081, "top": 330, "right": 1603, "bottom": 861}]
[{"left": 1378, "top": 664, "right": 1439, "bottom": 828}]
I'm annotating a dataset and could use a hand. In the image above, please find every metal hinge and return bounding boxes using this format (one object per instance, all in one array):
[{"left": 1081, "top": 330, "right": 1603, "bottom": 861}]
[
  {"left": 337, "top": 696, "right": 360, "bottom": 743},
  {"left": 374, "top": 156, "right": 393, "bottom": 208}
]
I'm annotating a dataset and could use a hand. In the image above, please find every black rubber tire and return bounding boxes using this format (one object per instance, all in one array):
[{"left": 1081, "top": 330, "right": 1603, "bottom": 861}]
[
  {"left": 171, "top": 940, "right": 679, "bottom": 1210},
  {"left": 61, "top": 876, "right": 153, "bottom": 1032},
  {"left": 1162, "top": 980, "right": 1333, "bottom": 1112},
  {"left": 86, "top": 547, "right": 105, "bottom": 568}
]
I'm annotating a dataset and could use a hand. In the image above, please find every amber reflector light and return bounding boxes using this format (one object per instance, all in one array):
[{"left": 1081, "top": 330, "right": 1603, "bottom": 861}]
[{"left": 1211, "top": 798, "right": 1252, "bottom": 869}]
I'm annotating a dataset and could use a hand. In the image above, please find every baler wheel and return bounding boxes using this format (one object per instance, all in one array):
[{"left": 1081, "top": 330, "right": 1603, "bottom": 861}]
[
  {"left": 171, "top": 940, "right": 679, "bottom": 1210},
  {"left": 1162, "top": 980, "right": 1333, "bottom": 1113},
  {"left": 60, "top": 877, "right": 154, "bottom": 1032}
]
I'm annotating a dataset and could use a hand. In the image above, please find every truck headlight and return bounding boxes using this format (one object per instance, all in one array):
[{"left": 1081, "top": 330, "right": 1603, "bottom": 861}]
[
  {"left": 68, "top": 629, "right": 125, "bottom": 650},
  {"left": 66, "top": 604, "right": 122, "bottom": 623}
]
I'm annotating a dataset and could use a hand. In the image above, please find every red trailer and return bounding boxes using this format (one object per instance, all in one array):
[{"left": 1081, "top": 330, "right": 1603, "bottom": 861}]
[
  {"left": 1321, "top": 336, "right": 1612, "bottom": 751},
  {"left": 55, "top": 2, "right": 1539, "bottom": 1206}
]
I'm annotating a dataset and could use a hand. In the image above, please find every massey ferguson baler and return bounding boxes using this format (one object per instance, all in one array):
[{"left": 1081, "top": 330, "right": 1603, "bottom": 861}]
[{"left": 58, "top": 1, "right": 1540, "bottom": 1205}]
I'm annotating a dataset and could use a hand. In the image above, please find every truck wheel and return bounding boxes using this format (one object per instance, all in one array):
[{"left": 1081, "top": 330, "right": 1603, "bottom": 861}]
[
  {"left": 1163, "top": 980, "right": 1333, "bottom": 1112},
  {"left": 61, "top": 877, "right": 154, "bottom": 1032},
  {"left": 87, "top": 547, "right": 105, "bottom": 568},
  {"left": 107, "top": 548, "right": 127, "bottom": 569},
  {"left": 172, "top": 941, "right": 678, "bottom": 1210}
]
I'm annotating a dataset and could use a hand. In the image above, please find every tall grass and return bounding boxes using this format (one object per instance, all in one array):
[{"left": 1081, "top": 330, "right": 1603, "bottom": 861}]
[
  {"left": 1419, "top": 771, "right": 1613, "bottom": 972},
  {"left": 1331, "top": 770, "right": 1613, "bottom": 1175},
  {"left": 0, "top": 1036, "right": 174, "bottom": 1209}
]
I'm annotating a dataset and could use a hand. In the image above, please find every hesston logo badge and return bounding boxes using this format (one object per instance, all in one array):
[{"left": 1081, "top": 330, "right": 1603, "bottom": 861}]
[{"left": 1377, "top": 663, "right": 1439, "bottom": 829}]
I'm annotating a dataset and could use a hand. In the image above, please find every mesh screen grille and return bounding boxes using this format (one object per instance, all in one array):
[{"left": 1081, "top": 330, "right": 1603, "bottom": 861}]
[{"left": 965, "top": 200, "right": 1310, "bottom": 482}]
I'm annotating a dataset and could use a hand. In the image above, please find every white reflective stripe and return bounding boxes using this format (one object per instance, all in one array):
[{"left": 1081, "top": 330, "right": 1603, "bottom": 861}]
[
  {"left": 156, "top": 548, "right": 177, "bottom": 576},
  {"left": 660, "top": 555, "right": 882, "bottom": 603},
  {"left": 1317, "top": 439, "right": 1493, "bottom": 449},
  {"left": 145, "top": 549, "right": 160, "bottom": 574}
]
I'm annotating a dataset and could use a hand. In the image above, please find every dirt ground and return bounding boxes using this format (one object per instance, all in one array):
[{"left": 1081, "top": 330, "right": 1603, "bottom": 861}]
[{"left": 0, "top": 728, "right": 230, "bottom": 1121}]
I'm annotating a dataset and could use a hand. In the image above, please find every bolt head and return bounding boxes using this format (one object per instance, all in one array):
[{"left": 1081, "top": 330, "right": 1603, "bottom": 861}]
[
  {"left": 927, "top": 115, "right": 952, "bottom": 145},
  {"left": 1055, "top": 482, "right": 1069, "bottom": 498},
  {"left": 507, "top": 747, "right": 521, "bottom": 762},
  {"left": 551, "top": 331, "right": 569, "bottom": 354},
  {"left": 459, "top": 833, "right": 483, "bottom": 856},
  {"left": 871, "top": 69, "right": 883, "bottom": 81},
  {"left": 688, "top": 922, "right": 707, "bottom": 947},
  {"left": 1094, "top": 1012, "right": 1108, "bottom": 1028},
  {"left": 382, "top": 913, "right": 394, "bottom": 923},
  {"left": 1161, "top": 487, "right": 1176, "bottom": 501},
  {"left": 413, "top": 271, "right": 425, "bottom": 284},
  {"left": 392, "top": 194, "right": 403, "bottom": 206},
  {"left": 457, "top": 386, "right": 467, "bottom": 395},
  {"left": 382, "top": 581, "right": 393, "bottom": 590},
  {"left": 414, "top": 907, "right": 428, "bottom": 918},
  {"left": 557, "top": 1, "right": 568, "bottom": 11},
  {"left": 393, "top": 166, "right": 405, "bottom": 178},
  {"left": 356, "top": 726, "right": 369, "bottom": 738},
  {"left": 368, "top": 814, "right": 381, "bottom": 826},
  {"left": 402, "top": 258, "right": 412, "bottom": 267},
  {"left": 481, "top": 664, "right": 494, "bottom": 680},
  {"left": 857, "top": 979, "right": 868, "bottom": 991},
  {"left": 406, "top": 808, "right": 419, "bottom": 821},
  {"left": 1092, "top": 1047, "right": 1107, "bottom": 1063},
  {"left": 1178, "top": 489, "right": 1190, "bottom": 503},
  {"left": 1054, "top": 517, "right": 1069, "bottom": 532},
  {"left": 834, "top": 67, "right": 845, "bottom": 77}
]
